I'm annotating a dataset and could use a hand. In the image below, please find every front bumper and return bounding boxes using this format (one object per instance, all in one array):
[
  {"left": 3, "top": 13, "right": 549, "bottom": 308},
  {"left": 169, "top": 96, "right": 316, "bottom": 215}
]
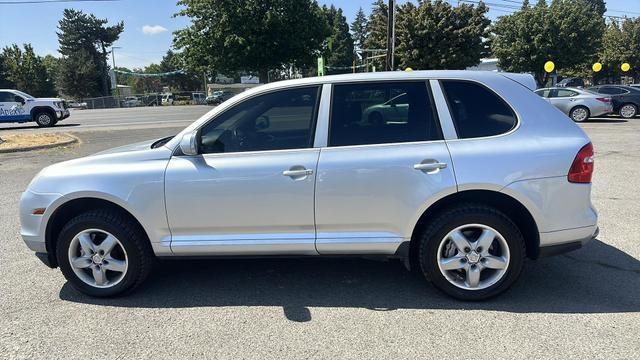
[
  {"left": 56, "top": 109, "right": 70, "bottom": 121},
  {"left": 20, "top": 190, "right": 63, "bottom": 264}
]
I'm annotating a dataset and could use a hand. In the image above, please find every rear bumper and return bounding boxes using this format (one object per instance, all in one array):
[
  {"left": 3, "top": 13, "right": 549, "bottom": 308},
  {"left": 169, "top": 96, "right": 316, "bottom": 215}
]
[{"left": 538, "top": 226, "right": 598, "bottom": 257}]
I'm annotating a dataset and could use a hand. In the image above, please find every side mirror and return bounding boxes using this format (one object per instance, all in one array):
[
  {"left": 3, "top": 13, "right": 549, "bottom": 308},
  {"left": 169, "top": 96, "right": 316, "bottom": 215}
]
[
  {"left": 179, "top": 130, "right": 199, "bottom": 156},
  {"left": 15, "top": 96, "right": 25, "bottom": 105}
]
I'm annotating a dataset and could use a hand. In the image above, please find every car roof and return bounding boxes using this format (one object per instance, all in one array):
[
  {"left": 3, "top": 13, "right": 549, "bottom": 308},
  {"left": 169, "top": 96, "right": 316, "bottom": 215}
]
[{"left": 249, "top": 70, "right": 537, "bottom": 91}]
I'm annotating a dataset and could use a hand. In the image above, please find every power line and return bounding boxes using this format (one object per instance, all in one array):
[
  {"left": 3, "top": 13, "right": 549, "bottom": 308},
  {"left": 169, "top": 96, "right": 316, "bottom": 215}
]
[{"left": 0, "top": 0, "right": 118, "bottom": 4}]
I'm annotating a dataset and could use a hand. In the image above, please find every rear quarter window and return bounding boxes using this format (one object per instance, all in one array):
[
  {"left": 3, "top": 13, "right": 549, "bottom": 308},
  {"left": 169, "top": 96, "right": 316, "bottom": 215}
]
[{"left": 441, "top": 80, "right": 518, "bottom": 139}]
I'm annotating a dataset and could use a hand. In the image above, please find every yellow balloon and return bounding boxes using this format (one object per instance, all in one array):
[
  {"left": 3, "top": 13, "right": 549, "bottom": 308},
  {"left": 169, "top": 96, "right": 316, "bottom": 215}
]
[
  {"left": 621, "top": 63, "right": 631, "bottom": 72},
  {"left": 405, "top": 67, "right": 413, "bottom": 72},
  {"left": 544, "top": 61, "right": 555, "bottom": 73},
  {"left": 592, "top": 62, "right": 602, "bottom": 72}
]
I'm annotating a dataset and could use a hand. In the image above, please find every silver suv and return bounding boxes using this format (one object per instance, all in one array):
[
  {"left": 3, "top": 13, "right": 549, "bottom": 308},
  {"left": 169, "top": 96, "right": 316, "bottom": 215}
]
[{"left": 20, "top": 71, "right": 598, "bottom": 300}]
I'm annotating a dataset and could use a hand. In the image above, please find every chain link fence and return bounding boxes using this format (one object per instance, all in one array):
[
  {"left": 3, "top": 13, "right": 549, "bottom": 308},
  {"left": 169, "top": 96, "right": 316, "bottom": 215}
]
[{"left": 79, "top": 91, "right": 207, "bottom": 110}]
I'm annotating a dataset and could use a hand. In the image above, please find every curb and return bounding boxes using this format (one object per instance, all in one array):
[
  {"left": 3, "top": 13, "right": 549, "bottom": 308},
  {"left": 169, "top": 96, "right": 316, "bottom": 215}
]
[{"left": 0, "top": 134, "right": 80, "bottom": 154}]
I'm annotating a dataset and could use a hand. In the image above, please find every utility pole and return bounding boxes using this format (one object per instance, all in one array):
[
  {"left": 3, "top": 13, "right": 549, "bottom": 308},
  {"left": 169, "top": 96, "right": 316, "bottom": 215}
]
[
  {"left": 386, "top": 0, "right": 396, "bottom": 71},
  {"left": 111, "top": 46, "right": 121, "bottom": 101}
]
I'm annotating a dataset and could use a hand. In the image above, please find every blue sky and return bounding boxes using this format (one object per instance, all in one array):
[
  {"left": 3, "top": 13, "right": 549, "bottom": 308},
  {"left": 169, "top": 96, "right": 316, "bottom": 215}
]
[{"left": 0, "top": 0, "right": 638, "bottom": 69}]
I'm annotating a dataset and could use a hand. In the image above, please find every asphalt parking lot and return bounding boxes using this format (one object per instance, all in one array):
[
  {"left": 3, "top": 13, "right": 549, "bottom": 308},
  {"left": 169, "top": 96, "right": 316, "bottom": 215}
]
[{"left": 0, "top": 109, "right": 639, "bottom": 359}]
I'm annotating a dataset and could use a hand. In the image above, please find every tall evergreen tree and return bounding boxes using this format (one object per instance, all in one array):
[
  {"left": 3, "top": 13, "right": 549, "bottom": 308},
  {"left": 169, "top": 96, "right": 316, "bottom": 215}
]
[
  {"left": 363, "top": 0, "right": 390, "bottom": 70},
  {"left": 322, "top": 5, "right": 354, "bottom": 72},
  {"left": 350, "top": 7, "right": 368, "bottom": 51},
  {"left": 57, "top": 9, "right": 124, "bottom": 97}
]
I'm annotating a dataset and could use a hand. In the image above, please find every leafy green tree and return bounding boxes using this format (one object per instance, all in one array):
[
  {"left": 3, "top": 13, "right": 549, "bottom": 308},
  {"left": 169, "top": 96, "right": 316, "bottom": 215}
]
[
  {"left": 57, "top": 9, "right": 124, "bottom": 97},
  {"left": 599, "top": 18, "right": 640, "bottom": 82},
  {"left": 322, "top": 5, "right": 354, "bottom": 72},
  {"left": 1, "top": 44, "right": 56, "bottom": 97},
  {"left": 350, "top": 7, "right": 368, "bottom": 51},
  {"left": 395, "top": 0, "right": 490, "bottom": 70},
  {"left": 174, "top": 0, "right": 327, "bottom": 83},
  {"left": 159, "top": 50, "right": 202, "bottom": 91},
  {"left": 492, "top": 0, "right": 606, "bottom": 86}
]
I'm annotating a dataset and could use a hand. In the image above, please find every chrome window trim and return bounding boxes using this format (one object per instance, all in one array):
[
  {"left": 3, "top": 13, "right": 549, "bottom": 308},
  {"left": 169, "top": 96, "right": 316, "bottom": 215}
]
[{"left": 436, "top": 78, "right": 523, "bottom": 142}]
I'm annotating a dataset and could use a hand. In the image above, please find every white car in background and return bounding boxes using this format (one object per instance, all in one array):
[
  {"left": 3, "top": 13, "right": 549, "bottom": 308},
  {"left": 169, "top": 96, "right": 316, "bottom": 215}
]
[
  {"left": 0, "top": 89, "right": 70, "bottom": 127},
  {"left": 534, "top": 87, "right": 613, "bottom": 122}
]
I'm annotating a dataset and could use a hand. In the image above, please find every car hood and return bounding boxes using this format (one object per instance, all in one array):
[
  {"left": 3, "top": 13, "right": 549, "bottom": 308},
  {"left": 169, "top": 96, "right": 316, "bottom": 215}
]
[
  {"left": 35, "top": 97, "right": 64, "bottom": 102},
  {"left": 93, "top": 138, "right": 163, "bottom": 156}
]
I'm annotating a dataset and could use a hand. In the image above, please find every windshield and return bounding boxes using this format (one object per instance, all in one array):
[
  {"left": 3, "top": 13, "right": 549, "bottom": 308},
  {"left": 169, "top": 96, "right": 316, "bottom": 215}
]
[{"left": 13, "top": 90, "right": 35, "bottom": 100}]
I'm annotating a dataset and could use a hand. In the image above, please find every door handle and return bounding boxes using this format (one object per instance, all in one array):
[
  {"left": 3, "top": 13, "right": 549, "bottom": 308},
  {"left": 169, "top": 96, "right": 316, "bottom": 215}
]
[
  {"left": 414, "top": 161, "right": 447, "bottom": 173},
  {"left": 283, "top": 168, "right": 313, "bottom": 177}
]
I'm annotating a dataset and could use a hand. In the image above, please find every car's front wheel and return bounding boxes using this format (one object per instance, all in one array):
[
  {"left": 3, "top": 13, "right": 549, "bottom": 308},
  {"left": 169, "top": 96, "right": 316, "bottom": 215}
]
[
  {"left": 419, "top": 204, "right": 525, "bottom": 300},
  {"left": 56, "top": 209, "right": 154, "bottom": 297},
  {"left": 34, "top": 111, "right": 56, "bottom": 127}
]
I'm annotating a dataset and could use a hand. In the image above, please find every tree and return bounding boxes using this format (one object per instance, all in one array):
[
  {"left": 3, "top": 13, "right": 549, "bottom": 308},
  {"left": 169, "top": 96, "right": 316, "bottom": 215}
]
[
  {"left": 363, "top": 0, "right": 389, "bottom": 70},
  {"left": 599, "top": 18, "right": 640, "bottom": 82},
  {"left": 395, "top": 0, "right": 490, "bottom": 70},
  {"left": 57, "top": 9, "right": 124, "bottom": 97},
  {"left": 174, "top": 0, "right": 328, "bottom": 83},
  {"left": 492, "top": 0, "right": 606, "bottom": 86},
  {"left": 58, "top": 49, "right": 99, "bottom": 99},
  {"left": 351, "top": 7, "right": 368, "bottom": 51},
  {"left": 0, "top": 52, "right": 14, "bottom": 88},
  {"left": 322, "top": 5, "right": 354, "bottom": 73},
  {"left": 1, "top": 44, "right": 56, "bottom": 97},
  {"left": 159, "top": 50, "right": 202, "bottom": 91}
]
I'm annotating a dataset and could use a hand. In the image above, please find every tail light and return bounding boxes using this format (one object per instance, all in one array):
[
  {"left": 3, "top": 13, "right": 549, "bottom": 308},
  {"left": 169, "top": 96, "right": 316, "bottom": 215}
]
[
  {"left": 568, "top": 143, "right": 594, "bottom": 183},
  {"left": 595, "top": 97, "right": 611, "bottom": 103}
]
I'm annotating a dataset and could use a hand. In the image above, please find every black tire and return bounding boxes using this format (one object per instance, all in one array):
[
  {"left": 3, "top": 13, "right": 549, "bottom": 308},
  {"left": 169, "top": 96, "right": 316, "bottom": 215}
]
[
  {"left": 34, "top": 110, "right": 56, "bottom": 127},
  {"left": 569, "top": 106, "right": 590, "bottom": 122},
  {"left": 418, "top": 204, "right": 526, "bottom": 301},
  {"left": 56, "top": 209, "right": 154, "bottom": 297},
  {"left": 619, "top": 103, "right": 637, "bottom": 119}
]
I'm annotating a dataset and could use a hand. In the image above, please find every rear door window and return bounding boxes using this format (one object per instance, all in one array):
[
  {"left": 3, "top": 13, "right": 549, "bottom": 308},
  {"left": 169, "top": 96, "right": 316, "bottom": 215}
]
[
  {"left": 329, "top": 81, "right": 441, "bottom": 146},
  {"left": 556, "top": 89, "right": 578, "bottom": 97},
  {"left": 440, "top": 80, "right": 517, "bottom": 139}
]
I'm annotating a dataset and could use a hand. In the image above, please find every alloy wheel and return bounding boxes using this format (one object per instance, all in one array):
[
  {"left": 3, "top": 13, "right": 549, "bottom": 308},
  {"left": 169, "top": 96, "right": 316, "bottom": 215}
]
[
  {"left": 571, "top": 108, "right": 588, "bottom": 122},
  {"left": 436, "top": 224, "right": 510, "bottom": 291},
  {"left": 67, "top": 229, "right": 128, "bottom": 288},
  {"left": 620, "top": 104, "right": 636, "bottom": 118},
  {"left": 37, "top": 113, "right": 52, "bottom": 126}
]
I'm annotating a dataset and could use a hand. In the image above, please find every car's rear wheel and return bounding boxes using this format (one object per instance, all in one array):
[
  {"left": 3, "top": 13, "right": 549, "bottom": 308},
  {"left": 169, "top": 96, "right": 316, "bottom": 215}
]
[
  {"left": 418, "top": 204, "right": 525, "bottom": 300},
  {"left": 569, "top": 106, "right": 590, "bottom": 122},
  {"left": 56, "top": 209, "right": 154, "bottom": 297},
  {"left": 619, "top": 103, "right": 637, "bottom": 118},
  {"left": 34, "top": 111, "right": 55, "bottom": 127}
]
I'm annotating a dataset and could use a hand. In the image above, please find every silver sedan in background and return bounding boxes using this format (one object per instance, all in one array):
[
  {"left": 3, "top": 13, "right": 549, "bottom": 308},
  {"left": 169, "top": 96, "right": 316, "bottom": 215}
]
[{"left": 535, "top": 87, "right": 613, "bottom": 122}]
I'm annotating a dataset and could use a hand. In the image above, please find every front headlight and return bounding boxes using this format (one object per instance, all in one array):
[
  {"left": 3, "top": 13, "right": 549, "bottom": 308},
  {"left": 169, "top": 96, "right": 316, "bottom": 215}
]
[{"left": 54, "top": 101, "right": 63, "bottom": 109}]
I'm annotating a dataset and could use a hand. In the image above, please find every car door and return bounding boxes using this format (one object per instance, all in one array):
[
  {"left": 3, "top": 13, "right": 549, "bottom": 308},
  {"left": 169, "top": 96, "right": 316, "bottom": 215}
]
[
  {"left": 0, "top": 91, "right": 28, "bottom": 122},
  {"left": 314, "top": 81, "right": 456, "bottom": 254},
  {"left": 165, "top": 86, "right": 322, "bottom": 255},
  {"left": 549, "top": 89, "right": 578, "bottom": 114}
]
